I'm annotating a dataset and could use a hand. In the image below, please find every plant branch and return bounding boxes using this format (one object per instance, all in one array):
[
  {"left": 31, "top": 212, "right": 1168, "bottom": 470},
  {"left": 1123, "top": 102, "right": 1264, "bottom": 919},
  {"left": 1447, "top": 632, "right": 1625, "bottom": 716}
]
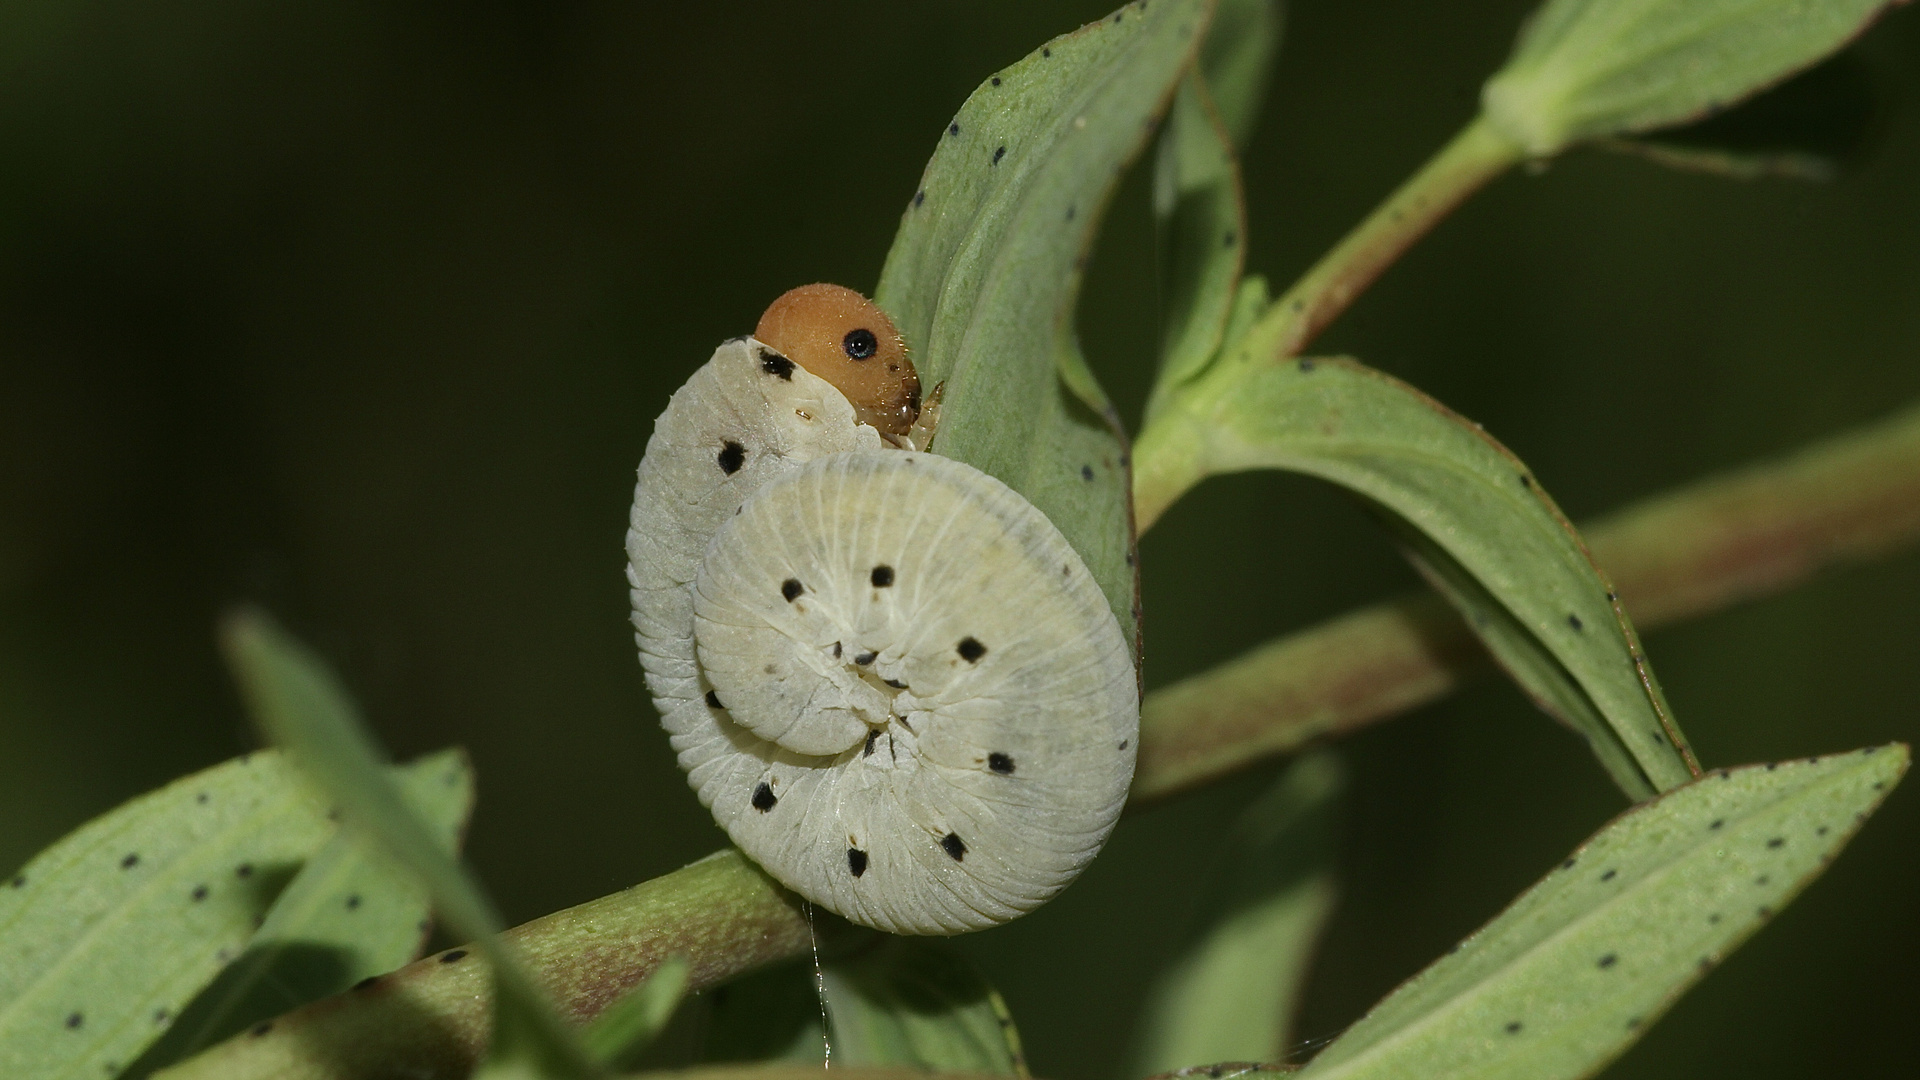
[
  {"left": 1264, "top": 115, "right": 1523, "bottom": 358},
  {"left": 1132, "top": 399, "right": 1920, "bottom": 803},
  {"left": 159, "top": 850, "right": 815, "bottom": 1080}
]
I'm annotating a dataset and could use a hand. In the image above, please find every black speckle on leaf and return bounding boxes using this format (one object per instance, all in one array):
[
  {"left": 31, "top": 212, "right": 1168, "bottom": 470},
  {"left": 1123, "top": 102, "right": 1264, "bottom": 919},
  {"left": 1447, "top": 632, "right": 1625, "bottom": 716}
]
[
  {"left": 191, "top": 885, "right": 208, "bottom": 902},
  {"left": 1080, "top": 464, "right": 1095, "bottom": 481},
  {"left": 251, "top": 1022, "right": 273, "bottom": 1037},
  {"left": 1597, "top": 953, "right": 1618, "bottom": 969},
  {"left": 1767, "top": 837, "right": 1785, "bottom": 849},
  {"left": 1568, "top": 613, "right": 1584, "bottom": 631},
  {"left": 235, "top": 864, "right": 253, "bottom": 879},
  {"left": 913, "top": 189, "right": 925, "bottom": 207},
  {"left": 120, "top": 853, "right": 139, "bottom": 869},
  {"left": 1505, "top": 1021, "right": 1522, "bottom": 1034},
  {"left": 346, "top": 894, "right": 362, "bottom": 910},
  {"left": 440, "top": 949, "right": 468, "bottom": 964},
  {"left": 1600, "top": 868, "right": 1617, "bottom": 882},
  {"left": 992, "top": 146, "right": 1006, "bottom": 165},
  {"left": 66, "top": 1012, "right": 83, "bottom": 1029},
  {"left": 1562, "top": 857, "right": 1577, "bottom": 870},
  {"left": 991, "top": 76, "right": 1001, "bottom": 86},
  {"left": 948, "top": 122, "right": 960, "bottom": 137}
]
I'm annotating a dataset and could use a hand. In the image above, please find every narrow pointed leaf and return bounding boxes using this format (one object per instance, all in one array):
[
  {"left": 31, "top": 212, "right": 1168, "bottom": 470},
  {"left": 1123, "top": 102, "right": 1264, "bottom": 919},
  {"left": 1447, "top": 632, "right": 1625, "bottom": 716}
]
[
  {"left": 1300, "top": 744, "right": 1908, "bottom": 1080},
  {"left": 821, "top": 939, "right": 1027, "bottom": 1076},
  {"left": 1133, "top": 753, "right": 1341, "bottom": 1074},
  {"left": 1482, "top": 0, "right": 1899, "bottom": 157},
  {"left": 582, "top": 955, "right": 690, "bottom": 1070},
  {"left": 1148, "top": 70, "right": 1247, "bottom": 421},
  {"left": 1195, "top": 0, "right": 1285, "bottom": 150},
  {"left": 1134, "top": 351, "right": 1696, "bottom": 798},
  {"left": 875, "top": 0, "right": 1212, "bottom": 658},
  {"left": 0, "top": 753, "right": 332, "bottom": 1080},
  {"left": 133, "top": 749, "right": 475, "bottom": 1072},
  {"left": 217, "top": 609, "right": 598, "bottom": 1079}
]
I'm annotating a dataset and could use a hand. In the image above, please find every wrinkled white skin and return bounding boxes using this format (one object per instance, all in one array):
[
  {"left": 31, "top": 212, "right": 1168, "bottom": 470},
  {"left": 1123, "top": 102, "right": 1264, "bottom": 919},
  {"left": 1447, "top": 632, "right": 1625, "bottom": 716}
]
[{"left": 626, "top": 338, "right": 1136, "bottom": 935}]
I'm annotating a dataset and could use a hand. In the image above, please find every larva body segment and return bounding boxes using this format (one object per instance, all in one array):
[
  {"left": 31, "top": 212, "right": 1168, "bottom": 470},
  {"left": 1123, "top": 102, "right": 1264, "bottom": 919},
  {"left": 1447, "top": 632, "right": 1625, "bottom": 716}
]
[{"left": 627, "top": 291, "right": 1136, "bottom": 936}]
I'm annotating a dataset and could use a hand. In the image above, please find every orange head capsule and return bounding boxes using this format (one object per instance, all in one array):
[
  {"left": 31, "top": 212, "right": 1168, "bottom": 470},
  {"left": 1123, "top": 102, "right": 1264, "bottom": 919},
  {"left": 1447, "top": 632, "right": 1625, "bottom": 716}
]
[{"left": 755, "top": 284, "right": 919, "bottom": 437}]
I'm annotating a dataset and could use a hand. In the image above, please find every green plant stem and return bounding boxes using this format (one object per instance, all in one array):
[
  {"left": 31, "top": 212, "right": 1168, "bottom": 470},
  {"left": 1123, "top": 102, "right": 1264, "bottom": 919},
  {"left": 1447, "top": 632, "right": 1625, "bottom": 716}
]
[
  {"left": 159, "top": 851, "right": 813, "bottom": 1080},
  {"left": 1132, "top": 400, "right": 1920, "bottom": 803},
  {"left": 1265, "top": 115, "right": 1523, "bottom": 359}
]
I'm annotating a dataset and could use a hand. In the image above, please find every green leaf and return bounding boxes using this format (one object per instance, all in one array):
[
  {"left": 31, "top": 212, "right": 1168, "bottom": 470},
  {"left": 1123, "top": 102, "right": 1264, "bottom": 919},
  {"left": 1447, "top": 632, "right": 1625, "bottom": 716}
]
[
  {"left": 582, "top": 955, "right": 690, "bottom": 1070},
  {"left": 1482, "top": 0, "right": 1899, "bottom": 157},
  {"left": 874, "top": 0, "right": 1211, "bottom": 660},
  {"left": 1147, "top": 70, "right": 1247, "bottom": 422},
  {"left": 821, "top": 939, "right": 1027, "bottom": 1075},
  {"left": 1132, "top": 752, "right": 1342, "bottom": 1074},
  {"left": 1134, "top": 351, "right": 1696, "bottom": 799},
  {"left": 132, "top": 749, "right": 475, "bottom": 1073},
  {"left": 1298, "top": 744, "right": 1908, "bottom": 1080},
  {"left": 1195, "top": 0, "right": 1284, "bottom": 150},
  {"left": 218, "top": 608, "right": 598, "bottom": 1079},
  {"left": 0, "top": 753, "right": 333, "bottom": 1080}
]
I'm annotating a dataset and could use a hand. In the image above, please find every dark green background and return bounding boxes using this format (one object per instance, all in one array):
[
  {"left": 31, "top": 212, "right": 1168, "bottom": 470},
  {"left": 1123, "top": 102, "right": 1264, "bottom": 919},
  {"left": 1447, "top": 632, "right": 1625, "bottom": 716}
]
[{"left": 3, "top": 2, "right": 1916, "bottom": 1076}]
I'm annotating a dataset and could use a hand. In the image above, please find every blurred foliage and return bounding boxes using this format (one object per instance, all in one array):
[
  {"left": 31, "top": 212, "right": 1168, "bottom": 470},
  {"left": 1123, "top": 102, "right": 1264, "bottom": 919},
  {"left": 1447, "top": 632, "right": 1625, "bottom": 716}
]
[{"left": 2, "top": 2, "right": 1917, "bottom": 1079}]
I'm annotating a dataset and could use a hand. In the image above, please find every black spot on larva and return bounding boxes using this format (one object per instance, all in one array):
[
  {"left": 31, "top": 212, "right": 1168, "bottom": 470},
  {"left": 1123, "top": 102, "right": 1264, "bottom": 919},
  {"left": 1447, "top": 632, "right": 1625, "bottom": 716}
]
[
  {"left": 1505, "top": 1021, "right": 1522, "bottom": 1034},
  {"left": 913, "top": 189, "right": 926, "bottom": 207},
  {"left": 191, "top": 885, "right": 208, "bottom": 902},
  {"left": 759, "top": 349, "right": 795, "bottom": 379},
  {"left": 1709, "top": 819, "right": 1725, "bottom": 830},
  {"left": 855, "top": 651, "right": 877, "bottom": 666},
  {"left": 353, "top": 975, "right": 381, "bottom": 991},
  {"left": 989, "top": 752, "right": 1015, "bottom": 774},
  {"left": 948, "top": 122, "right": 960, "bottom": 137},
  {"left": 942, "top": 832, "right": 968, "bottom": 860},
  {"left": 1298, "top": 358, "right": 1315, "bottom": 372},
  {"left": 832, "top": 641, "right": 843, "bottom": 659},
  {"left": 1767, "top": 837, "right": 1785, "bottom": 849},
  {"left": 957, "top": 637, "right": 986, "bottom": 662},
  {"left": 1080, "top": 464, "right": 1095, "bottom": 481},
  {"left": 871, "top": 565, "right": 894, "bottom": 587},
  {"left": 844, "top": 328, "right": 878, "bottom": 360},
  {"left": 705, "top": 690, "right": 723, "bottom": 710},
  {"left": 1118, "top": 739, "right": 1129, "bottom": 750},
  {"left": 992, "top": 146, "right": 1006, "bottom": 165},
  {"left": 1600, "top": 868, "right": 1617, "bottom": 882},
  {"left": 236, "top": 863, "right": 253, "bottom": 879},
  {"left": 1568, "top": 613, "right": 1584, "bottom": 631},
  {"left": 1597, "top": 953, "right": 1618, "bottom": 969},
  {"left": 865, "top": 730, "right": 879, "bottom": 757},
  {"left": 883, "top": 678, "right": 907, "bottom": 689},
  {"left": 782, "top": 578, "right": 804, "bottom": 602},
  {"left": 120, "top": 853, "right": 139, "bottom": 869},
  {"left": 752, "top": 782, "right": 777, "bottom": 812},
  {"left": 1562, "top": 857, "right": 1578, "bottom": 870},
  {"left": 718, "top": 441, "right": 746, "bottom": 475},
  {"left": 251, "top": 1022, "right": 273, "bottom": 1037},
  {"left": 440, "top": 949, "right": 468, "bottom": 964},
  {"left": 66, "top": 1012, "right": 83, "bottom": 1029},
  {"left": 848, "top": 848, "right": 868, "bottom": 876}
]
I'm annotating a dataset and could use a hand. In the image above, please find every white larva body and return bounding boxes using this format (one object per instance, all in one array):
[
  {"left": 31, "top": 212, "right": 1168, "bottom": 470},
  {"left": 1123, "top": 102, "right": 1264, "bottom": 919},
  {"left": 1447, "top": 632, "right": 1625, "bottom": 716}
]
[{"left": 627, "top": 335, "right": 1137, "bottom": 935}]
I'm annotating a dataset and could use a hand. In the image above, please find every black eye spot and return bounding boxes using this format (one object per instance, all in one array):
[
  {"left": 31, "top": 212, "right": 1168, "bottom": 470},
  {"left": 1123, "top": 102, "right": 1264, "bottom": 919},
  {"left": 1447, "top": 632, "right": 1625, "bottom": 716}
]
[
  {"left": 871, "top": 565, "right": 894, "bottom": 587},
  {"left": 843, "top": 328, "right": 878, "bottom": 360},
  {"left": 758, "top": 349, "right": 795, "bottom": 380},
  {"left": 718, "top": 441, "right": 746, "bottom": 475},
  {"left": 848, "top": 848, "right": 868, "bottom": 876},
  {"left": 782, "top": 578, "right": 804, "bottom": 602},
  {"left": 752, "top": 783, "right": 777, "bottom": 812},
  {"left": 941, "top": 832, "right": 967, "bottom": 860},
  {"left": 705, "top": 690, "right": 724, "bottom": 710},
  {"left": 988, "top": 752, "right": 1014, "bottom": 774},
  {"left": 854, "top": 651, "right": 877, "bottom": 666},
  {"left": 957, "top": 637, "right": 986, "bottom": 663},
  {"left": 439, "top": 949, "right": 468, "bottom": 964}
]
